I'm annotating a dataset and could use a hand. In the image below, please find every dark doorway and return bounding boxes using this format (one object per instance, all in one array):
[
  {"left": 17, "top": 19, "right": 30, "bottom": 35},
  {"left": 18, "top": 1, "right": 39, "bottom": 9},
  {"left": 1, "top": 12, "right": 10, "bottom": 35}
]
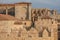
[
  {"left": 58, "top": 38, "right": 60, "bottom": 40},
  {"left": 8, "top": 7, "right": 15, "bottom": 16}
]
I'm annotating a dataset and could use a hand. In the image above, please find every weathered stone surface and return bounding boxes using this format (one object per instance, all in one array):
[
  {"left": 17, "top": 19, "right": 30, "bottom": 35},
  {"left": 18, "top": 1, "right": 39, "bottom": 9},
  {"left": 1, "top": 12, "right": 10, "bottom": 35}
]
[{"left": 0, "top": 2, "right": 60, "bottom": 40}]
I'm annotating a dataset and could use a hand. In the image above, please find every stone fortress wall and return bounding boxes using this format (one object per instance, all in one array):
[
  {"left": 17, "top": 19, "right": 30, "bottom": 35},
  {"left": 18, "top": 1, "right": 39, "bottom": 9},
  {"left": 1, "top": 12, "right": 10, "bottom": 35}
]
[{"left": 0, "top": 2, "right": 60, "bottom": 40}]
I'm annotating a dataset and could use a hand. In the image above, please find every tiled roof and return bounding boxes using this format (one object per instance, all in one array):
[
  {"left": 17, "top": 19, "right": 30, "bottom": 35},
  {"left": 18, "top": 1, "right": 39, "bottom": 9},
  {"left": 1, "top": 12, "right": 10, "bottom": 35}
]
[{"left": 0, "top": 14, "right": 16, "bottom": 20}]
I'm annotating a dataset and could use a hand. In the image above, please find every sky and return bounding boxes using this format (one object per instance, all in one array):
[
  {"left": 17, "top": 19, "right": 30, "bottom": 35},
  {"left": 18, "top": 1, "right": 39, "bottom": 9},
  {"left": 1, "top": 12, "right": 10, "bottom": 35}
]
[{"left": 0, "top": 0, "right": 60, "bottom": 13}]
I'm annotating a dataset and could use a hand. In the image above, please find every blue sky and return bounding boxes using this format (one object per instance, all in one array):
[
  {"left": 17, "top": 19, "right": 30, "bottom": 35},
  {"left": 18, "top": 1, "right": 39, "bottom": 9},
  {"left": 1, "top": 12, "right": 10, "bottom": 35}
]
[{"left": 0, "top": 0, "right": 60, "bottom": 13}]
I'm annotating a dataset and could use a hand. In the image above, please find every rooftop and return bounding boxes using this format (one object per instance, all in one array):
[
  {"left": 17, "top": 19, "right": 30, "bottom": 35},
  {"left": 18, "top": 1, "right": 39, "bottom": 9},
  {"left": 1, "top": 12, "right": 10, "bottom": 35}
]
[
  {"left": 0, "top": 2, "right": 31, "bottom": 6},
  {"left": 15, "top": 2, "right": 32, "bottom": 4},
  {"left": 0, "top": 4, "right": 15, "bottom": 6},
  {"left": 0, "top": 14, "right": 17, "bottom": 21}
]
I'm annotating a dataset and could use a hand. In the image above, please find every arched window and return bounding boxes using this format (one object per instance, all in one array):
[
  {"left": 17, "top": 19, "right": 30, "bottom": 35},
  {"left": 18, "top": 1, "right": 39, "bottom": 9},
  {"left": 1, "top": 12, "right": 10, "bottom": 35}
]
[
  {"left": 46, "top": 28, "right": 51, "bottom": 37},
  {"left": 38, "top": 27, "right": 51, "bottom": 37}
]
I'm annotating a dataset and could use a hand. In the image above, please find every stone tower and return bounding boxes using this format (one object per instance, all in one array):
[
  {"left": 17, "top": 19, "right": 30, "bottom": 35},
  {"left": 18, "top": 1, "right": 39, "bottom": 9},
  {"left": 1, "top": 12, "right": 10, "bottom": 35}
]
[
  {"left": 15, "top": 2, "right": 32, "bottom": 20},
  {"left": 52, "top": 9, "right": 57, "bottom": 15}
]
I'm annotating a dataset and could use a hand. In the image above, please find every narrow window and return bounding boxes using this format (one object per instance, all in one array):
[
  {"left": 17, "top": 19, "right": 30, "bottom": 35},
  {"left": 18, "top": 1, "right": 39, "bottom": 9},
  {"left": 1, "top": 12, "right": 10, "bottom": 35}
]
[{"left": 38, "top": 32, "right": 43, "bottom": 37}]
